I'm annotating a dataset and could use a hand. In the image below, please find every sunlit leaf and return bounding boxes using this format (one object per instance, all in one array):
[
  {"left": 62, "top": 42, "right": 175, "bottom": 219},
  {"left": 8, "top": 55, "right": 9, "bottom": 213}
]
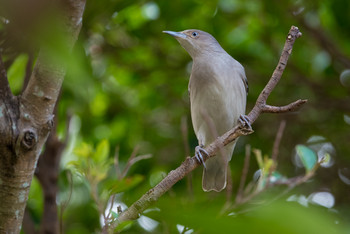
[
  {"left": 90, "top": 166, "right": 108, "bottom": 182},
  {"left": 7, "top": 54, "right": 28, "bottom": 94},
  {"left": 296, "top": 145, "right": 317, "bottom": 172},
  {"left": 74, "top": 142, "right": 93, "bottom": 158},
  {"left": 92, "top": 139, "right": 110, "bottom": 163},
  {"left": 67, "top": 160, "right": 80, "bottom": 168}
]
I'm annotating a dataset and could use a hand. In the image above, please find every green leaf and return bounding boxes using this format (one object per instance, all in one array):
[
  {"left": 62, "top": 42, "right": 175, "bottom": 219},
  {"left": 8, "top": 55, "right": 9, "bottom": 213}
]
[
  {"left": 90, "top": 166, "right": 108, "bottom": 182},
  {"left": 74, "top": 142, "right": 93, "bottom": 158},
  {"left": 7, "top": 54, "right": 28, "bottom": 94},
  {"left": 296, "top": 145, "right": 317, "bottom": 172},
  {"left": 92, "top": 139, "right": 110, "bottom": 163}
]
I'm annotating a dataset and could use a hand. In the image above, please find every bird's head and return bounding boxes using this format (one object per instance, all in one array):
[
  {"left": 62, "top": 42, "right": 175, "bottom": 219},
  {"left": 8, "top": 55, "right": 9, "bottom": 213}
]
[{"left": 163, "top": 29, "right": 223, "bottom": 58}]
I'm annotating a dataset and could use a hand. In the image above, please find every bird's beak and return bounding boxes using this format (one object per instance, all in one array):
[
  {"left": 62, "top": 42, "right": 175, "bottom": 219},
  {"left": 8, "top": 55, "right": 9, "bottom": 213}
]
[{"left": 162, "top": 31, "right": 187, "bottom": 39}]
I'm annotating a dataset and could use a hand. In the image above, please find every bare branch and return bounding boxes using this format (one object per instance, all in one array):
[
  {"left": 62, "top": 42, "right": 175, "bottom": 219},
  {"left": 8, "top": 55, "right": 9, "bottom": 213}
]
[
  {"left": 265, "top": 120, "right": 286, "bottom": 189},
  {"left": 235, "top": 145, "right": 251, "bottom": 204},
  {"left": 247, "top": 26, "right": 303, "bottom": 123},
  {"left": 120, "top": 154, "right": 153, "bottom": 179},
  {"left": 262, "top": 99, "right": 308, "bottom": 113},
  {"left": 116, "top": 26, "right": 305, "bottom": 224},
  {"left": 114, "top": 146, "right": 121, "bottom": 178},
  {"left": 271, "top": 120, "right": 286, "bottom": 163},
  {"left": 120, "top": 145, "right": 140, "bottom": 179}
]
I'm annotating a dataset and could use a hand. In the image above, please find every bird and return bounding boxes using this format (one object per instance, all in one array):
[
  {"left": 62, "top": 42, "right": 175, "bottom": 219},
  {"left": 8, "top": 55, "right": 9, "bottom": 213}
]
[{"left": 163, "top": 29, "right": 249, "bottom": 192}]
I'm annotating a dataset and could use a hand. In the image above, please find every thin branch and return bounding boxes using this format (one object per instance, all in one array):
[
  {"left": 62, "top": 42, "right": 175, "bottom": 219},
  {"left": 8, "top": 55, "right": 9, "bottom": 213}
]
[
  {"left": 120, "top": 145, "right": 140, "bottom": 179},
  {"left": 114, "top": 146, "right": 121, "bottom": 178},
  {"left": 229, "top": 148, "right": 323, "bottom": 214},
  {"left": 235, "top": 144, "right": 251, "bottom": 204},
  {"left": 233, "top": 165, "right": 320, "bottom": 215},
  {"left": 116, "top": 26, "right": 305, "bottom": 224},
  {"left": 265, "top": 120, "right": 286, "bottom": 189},
  {"left": 271, "top": 120, "right": 286, "bottom": 163},
  {"left": 262, "top": 100, "right": 307, "bottom": 113},
  {"left": 247, "top": 26, "right": 303, "bottom": 124},
  {"left": 121, "top": 154, "right": 153, "bottom": 179},
  {"left": 120, "top": 145, "right": 152, "bottom": 179}
]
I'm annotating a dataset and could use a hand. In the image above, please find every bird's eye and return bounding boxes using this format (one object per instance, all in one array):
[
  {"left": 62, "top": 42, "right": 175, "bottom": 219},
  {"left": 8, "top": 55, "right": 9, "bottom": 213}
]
[{"left": 192, "top": 32, "right": 198, "bottom": 37}]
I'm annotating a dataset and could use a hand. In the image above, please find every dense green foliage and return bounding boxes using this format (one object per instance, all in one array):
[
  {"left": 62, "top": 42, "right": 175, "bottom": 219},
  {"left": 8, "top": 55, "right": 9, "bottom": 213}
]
[{"left": 2, "top": 0, "right": 350, "bottom": 233}]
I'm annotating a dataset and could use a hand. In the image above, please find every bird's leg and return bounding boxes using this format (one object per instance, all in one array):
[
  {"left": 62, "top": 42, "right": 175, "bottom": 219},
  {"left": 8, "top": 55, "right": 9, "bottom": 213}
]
[
  {"left": 238, "top": 115, "right": 253, "bottom": 133},
  {"left": 195, "top": 145, "right": 208, "bottom": 169}
]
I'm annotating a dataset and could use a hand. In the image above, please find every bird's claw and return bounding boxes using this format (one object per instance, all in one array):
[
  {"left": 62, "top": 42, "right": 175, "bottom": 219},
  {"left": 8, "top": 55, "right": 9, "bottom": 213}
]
[
  {"left": 195, "top": 146, "right": 208, "bottom": 169},
  {"left": 238, "top": 115, "right": 253, "bottom": 134}
]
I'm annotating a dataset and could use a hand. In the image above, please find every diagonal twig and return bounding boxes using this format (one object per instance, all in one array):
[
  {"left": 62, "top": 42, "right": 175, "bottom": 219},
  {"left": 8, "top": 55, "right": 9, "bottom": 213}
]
[{"left": 120, "top": 145, "right": 152, "bottom": 179}]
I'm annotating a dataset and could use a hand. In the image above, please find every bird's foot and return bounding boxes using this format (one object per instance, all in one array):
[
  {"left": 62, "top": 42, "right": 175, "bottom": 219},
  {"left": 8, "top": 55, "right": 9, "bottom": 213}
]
[
  {"left": 195, "top": 145, "right": 208, "bottom": 169},
  {"left": 238, "top": 115, "right": 254, "bottom": 134}
]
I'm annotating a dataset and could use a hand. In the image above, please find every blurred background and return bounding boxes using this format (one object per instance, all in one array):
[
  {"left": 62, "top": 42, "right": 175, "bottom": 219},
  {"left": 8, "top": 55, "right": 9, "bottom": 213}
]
[{"left": 1, "top": 0, "right": 350, "bottom": 233}]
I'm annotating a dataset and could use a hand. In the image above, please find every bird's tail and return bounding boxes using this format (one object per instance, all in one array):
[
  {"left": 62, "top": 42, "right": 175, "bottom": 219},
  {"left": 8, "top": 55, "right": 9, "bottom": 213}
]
[{"left": 202, "top": 142, "right": 236, "bottom": 192}]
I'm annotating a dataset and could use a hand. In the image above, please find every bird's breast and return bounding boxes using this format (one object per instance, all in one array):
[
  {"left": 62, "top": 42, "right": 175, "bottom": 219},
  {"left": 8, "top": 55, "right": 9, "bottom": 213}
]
[{"left": 189, "top": 56, "right": 246, "bottom": 143}]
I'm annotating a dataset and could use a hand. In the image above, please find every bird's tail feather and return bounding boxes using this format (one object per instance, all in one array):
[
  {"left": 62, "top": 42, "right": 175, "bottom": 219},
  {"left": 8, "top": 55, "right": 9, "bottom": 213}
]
[
  {"left": 202, "top": 156, "right": 227, "bottom": 192},
  {"left": 202, "top": 142, "right": 236, "bottom": 192}
]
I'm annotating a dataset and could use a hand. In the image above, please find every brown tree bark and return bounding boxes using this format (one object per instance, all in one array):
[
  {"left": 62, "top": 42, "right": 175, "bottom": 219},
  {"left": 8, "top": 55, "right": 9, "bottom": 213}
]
[{"left": 0, "top": 1, "right": 86, "bottom": 233}]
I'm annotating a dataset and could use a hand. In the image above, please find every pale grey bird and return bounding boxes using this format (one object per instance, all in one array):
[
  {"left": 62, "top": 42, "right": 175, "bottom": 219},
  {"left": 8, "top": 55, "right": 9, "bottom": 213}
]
[{"left": 163, "top": 29, "right": 249, "bottom": 192}]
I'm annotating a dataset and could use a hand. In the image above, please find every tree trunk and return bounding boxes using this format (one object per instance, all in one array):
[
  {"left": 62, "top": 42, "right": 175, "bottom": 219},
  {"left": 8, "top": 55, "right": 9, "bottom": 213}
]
[{"left": 0, "top": 1, "right": 86, "bottom": 233}]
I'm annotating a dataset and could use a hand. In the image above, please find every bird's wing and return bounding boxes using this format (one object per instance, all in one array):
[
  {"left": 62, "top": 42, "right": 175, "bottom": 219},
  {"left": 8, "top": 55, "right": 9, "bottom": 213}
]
[{"left": 242, "top": 74, "right": 249, "bottom": 94}]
